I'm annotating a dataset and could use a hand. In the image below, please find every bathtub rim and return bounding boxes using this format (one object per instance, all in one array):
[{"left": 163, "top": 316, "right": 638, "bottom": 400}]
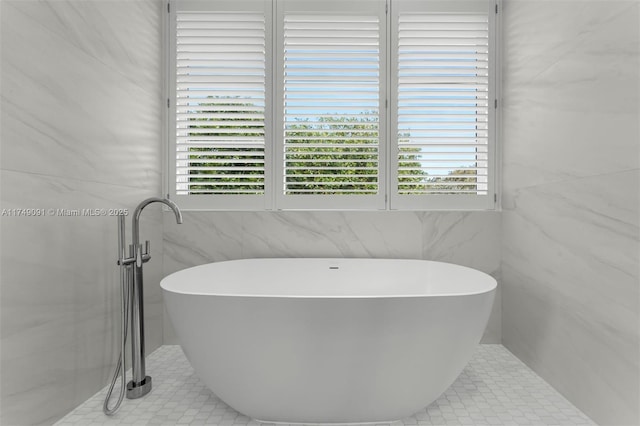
[{"left": 160, "top": 258, "right": 497, "bottom": 299}]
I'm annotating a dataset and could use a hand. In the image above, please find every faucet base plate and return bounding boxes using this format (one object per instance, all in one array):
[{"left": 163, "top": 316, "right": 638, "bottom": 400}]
[{"left": 126, "top": 376, "right": 152, "bottom": 399}]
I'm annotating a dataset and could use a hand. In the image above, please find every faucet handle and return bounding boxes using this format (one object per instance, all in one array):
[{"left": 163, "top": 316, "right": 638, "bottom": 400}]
[
  {"left": 141, "top": 240, "right": 151, "bottom": 263},
  {"left": 118, "top": 244, "right": 136, "bottom": 266},
  {"left": 135, "top": 244, "right": 143, "bottom": 268}
]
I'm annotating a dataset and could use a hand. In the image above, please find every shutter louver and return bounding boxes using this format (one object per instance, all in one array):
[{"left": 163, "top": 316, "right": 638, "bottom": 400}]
[
  {"left": 282, "top": 14, "right": 381, "bottom": 196},
  {"left": 175, "top": 12, "right": 266, "bottom": 195},
  {"left": 397, "top": 12, "right": 489, "bottom": 196}
]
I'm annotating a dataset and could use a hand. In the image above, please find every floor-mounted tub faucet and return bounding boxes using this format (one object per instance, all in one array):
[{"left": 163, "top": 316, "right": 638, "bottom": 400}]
[
  {"left": 104, "top": 198, "right": 182, "bottom": 415},
  {"left": 129, "top": 198, "right": 182, "bottom": 399}
]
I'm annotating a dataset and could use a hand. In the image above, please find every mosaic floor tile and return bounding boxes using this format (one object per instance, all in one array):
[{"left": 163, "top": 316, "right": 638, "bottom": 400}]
[{"left": 54, "top": 345, "right": 595, "bottom": 426}]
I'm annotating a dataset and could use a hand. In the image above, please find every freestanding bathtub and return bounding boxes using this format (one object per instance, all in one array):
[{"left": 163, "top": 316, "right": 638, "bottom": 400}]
[{"left": 161, "top": 258, "right": 496, "bottom": 424}]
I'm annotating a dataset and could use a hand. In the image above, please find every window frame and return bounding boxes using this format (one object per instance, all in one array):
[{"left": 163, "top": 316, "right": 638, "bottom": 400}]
[{"left": 164, "top": 0, "right": 500, "bottom": 211}]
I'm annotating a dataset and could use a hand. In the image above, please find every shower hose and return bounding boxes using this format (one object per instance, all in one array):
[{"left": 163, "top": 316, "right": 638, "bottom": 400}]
[{"left": 103, "top": 257, "right": 132, "bottom": 415}]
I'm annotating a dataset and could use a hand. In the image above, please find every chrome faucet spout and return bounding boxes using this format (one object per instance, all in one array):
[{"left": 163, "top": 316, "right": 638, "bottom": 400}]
[{"left": 132, "top": 197, "right": 182, "bottom": 249}]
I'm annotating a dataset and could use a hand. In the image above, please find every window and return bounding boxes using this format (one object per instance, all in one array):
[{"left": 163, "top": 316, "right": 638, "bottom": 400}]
[{"left": 167, "top": 0, "right": 498, "bottom": 210}]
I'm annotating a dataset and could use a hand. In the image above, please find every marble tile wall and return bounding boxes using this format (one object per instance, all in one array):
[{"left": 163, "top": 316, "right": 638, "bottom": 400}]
[
  {"left": 501, "top": 1, "right": 640, "bottom": 425},
  {"left": 0, "top": 1, "right": 164, "bottom": 425},
  {"left": 162, "top": 211, "right": 502, "bottom": 345}
]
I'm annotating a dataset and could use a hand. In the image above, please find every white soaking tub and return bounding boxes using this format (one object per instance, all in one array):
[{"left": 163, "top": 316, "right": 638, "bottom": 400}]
[{"left": 161, "top": 258, "right": 496, "bottom": 424}]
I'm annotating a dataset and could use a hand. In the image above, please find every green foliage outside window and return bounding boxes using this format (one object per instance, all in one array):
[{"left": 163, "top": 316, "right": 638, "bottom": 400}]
[{"left": 185, "top": 98, "right": 477, "bottom": 195}]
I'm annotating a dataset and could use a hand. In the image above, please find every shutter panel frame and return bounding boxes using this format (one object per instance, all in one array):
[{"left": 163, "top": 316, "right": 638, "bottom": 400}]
[
  {"left": 168, "top": 0, "right": 273, "bottom": 210},
  {"left": 274, "top": 0, "right": 387, "bottom": 211},
  {"left": 390, "top": 0, "right": 497, "bottom": 211}
]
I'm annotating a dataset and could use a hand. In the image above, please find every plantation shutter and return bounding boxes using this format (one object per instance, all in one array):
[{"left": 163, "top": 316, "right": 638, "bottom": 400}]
[
  {"left": 390, "top": 0, "right": 496, "bottom": 210},
  {"left": 275, "top": 0, "right": 387, "bottom": 210},
  {"left": 169, "top": 0, "right": 272, "bottom": 210}
]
